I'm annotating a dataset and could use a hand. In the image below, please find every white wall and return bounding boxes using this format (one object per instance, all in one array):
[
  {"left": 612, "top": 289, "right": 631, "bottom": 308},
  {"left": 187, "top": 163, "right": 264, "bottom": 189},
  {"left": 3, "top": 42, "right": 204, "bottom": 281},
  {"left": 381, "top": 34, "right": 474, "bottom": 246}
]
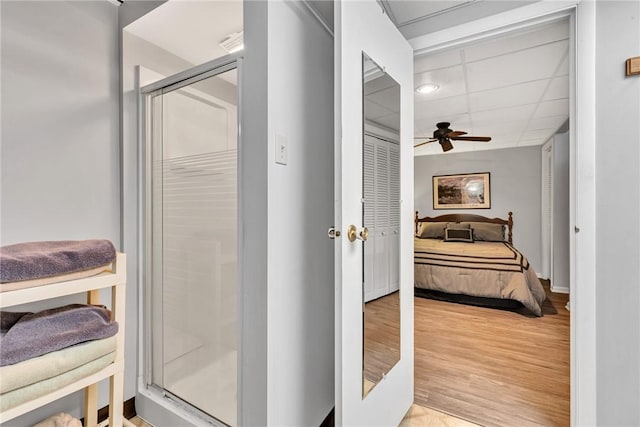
[
  {"left": 595, "top": 1, "right": 640, "bottom": 425},
  {"left": 553, "top": 131, "right": 570, "bottom": 290},
  {"left": 0, "top": 1, "right": 120, "bottom": 425},
  {"left": 265, "top": 2, "right": 335, "bottom": 425},
  {"left": 414, "top": 146, "right": 542, "bottom": 273}
]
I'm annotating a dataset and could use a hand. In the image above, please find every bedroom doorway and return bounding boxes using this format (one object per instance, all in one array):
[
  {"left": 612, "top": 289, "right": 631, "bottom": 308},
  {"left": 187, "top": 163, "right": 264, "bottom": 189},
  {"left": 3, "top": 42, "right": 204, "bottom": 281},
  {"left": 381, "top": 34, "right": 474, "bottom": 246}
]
[
  {"left": 407, "top": 3, "right": 587, "bottom": 424},
  {"left": 141, "top": 60, "right": 239, "bottom": 427}
]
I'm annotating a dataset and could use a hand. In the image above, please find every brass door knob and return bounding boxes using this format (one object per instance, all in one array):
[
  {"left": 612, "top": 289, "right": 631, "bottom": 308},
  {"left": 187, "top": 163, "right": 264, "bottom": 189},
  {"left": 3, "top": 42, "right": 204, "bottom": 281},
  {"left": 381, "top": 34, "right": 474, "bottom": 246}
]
[{"left": 347, "top": 225, "right": 369, "bottom": 242}]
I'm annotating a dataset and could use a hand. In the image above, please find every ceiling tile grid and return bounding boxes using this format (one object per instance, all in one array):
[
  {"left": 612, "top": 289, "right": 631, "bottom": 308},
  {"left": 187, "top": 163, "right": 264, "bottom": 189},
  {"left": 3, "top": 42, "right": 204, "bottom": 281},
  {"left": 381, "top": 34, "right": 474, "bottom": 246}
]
[{"left": 413, "top": 19, "right": 570, "bottom": 156}]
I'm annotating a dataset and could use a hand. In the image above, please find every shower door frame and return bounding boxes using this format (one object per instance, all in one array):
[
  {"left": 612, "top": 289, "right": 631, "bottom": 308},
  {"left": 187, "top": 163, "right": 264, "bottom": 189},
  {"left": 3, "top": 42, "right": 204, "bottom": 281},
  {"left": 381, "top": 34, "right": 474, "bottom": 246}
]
[{"left": 138, "top": 53, "right": 243, "bottom": 426}]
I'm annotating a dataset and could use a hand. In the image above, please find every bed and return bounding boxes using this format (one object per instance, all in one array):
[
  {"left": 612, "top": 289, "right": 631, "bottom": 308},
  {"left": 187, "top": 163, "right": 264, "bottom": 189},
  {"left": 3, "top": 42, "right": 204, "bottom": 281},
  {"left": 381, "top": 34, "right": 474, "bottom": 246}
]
[{"left": 414, "top": 211, "right": 546, "bottom": 316}]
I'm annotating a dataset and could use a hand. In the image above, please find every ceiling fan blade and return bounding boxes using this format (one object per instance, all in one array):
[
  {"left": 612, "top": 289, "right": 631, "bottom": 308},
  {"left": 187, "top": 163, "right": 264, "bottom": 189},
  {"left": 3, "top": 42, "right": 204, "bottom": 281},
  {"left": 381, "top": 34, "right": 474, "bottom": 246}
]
[
  {"left": 445, "top": 131, "right": 467, "bottom": 138},
  {"left": 450, "top": 136, "right": 492, "bottom": 142},
  {"left": 414, "top": 139, "right": 436, "bottom": 148},
  {"left": 414, "top": 137, "right": 437, "bottom": 140}
]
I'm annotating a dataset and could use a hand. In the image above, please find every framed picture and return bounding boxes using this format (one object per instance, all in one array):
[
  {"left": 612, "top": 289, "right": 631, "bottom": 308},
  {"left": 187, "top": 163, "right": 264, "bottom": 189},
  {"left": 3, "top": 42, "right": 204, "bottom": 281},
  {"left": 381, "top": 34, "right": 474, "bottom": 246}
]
[{"left": 433, "top": 172, "right": 491, "bottom": 209}]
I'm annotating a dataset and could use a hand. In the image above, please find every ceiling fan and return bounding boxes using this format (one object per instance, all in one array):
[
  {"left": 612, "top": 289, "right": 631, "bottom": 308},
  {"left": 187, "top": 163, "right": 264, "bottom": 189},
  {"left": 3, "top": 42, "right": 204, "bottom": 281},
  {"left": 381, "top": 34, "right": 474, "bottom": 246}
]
[{"left": 414, "top": 122, "right": 492, "bottom": 152}]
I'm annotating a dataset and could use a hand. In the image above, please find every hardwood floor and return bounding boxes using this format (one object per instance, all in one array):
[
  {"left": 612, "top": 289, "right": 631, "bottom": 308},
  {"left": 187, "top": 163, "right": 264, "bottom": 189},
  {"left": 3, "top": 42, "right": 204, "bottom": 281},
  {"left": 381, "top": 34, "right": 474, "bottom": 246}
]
[
  {"left": 413, "top": 281, "right": 570, "bottom": 427},
  {"left": 364, "top": 291, "right": 401, "bottom": 387}
]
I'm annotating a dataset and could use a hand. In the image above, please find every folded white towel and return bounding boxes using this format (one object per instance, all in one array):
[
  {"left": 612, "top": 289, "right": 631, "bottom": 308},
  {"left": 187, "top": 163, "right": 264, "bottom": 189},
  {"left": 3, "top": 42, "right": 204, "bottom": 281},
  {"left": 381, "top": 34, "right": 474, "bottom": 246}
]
[{"left": 33, "top": 412, "right": 82, "bottom": 427}]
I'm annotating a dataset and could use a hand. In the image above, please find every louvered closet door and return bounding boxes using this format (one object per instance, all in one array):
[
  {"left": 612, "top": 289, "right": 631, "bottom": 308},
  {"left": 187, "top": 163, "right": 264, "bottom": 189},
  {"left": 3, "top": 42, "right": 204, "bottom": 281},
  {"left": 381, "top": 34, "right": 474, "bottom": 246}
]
[
  {"left": 363, "top": 138, "right": 376, "bottom": 302},
  {"left": 374, "top": 142, "right": 390, "bottom": 299},
  {"left": 363, "top": 134, "right": 400, "bottom": 301},
  {"left": 389, "top": 143, "right": 400, "bottom": 292}
]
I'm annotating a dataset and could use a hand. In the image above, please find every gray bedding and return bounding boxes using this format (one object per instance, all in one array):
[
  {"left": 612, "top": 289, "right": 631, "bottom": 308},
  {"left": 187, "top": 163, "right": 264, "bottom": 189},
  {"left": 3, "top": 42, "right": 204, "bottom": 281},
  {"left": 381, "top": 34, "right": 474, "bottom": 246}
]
[
  {"left": 0, "top": 240, "right": 116, "bottom": 283},
  {"left": 0, "top": 304, "right": 118, "bottom": 366},
  {"left": 414, "top": 238, "right": 546, "bottom": 316}
]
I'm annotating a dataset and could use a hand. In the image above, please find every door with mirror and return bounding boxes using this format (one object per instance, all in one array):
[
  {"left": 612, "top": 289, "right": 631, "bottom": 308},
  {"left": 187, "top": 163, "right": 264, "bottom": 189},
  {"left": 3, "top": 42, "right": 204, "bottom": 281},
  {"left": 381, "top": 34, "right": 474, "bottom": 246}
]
[
  {"left": 362, "top": 53, "right": 401, "bottom": 398},
  {"left": 335, "top": 1, "right": 414, "bottom": 425}
]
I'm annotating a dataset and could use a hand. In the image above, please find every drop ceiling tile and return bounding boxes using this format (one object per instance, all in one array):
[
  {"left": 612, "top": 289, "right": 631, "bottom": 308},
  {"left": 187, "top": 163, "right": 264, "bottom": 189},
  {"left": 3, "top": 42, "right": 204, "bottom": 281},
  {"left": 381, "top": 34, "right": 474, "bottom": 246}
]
[
  {"left": 521, "top": 129, "right": 556, "bottom": 141},
  {"left": 542, "top": 75, "right": 569, "bottom": 101},
  {"left": 466, "top": 40, "right": 569, "bottom": 92},
  {"left": 468, "top": 79, "right": 548, "bottom": 112},
  {"left": 534, "top": 98, "right": 569, "bottom": 118},
  {"left": 374, "top": 113, "right": 401, "bottom": 131},
  {"left": 365, "top": 73, "right": 397, "bottom": 96},
  {"left": 472, "top": 104, "right": 536, "bottom": 126},
  {"left": 527, "top": 115, "right": 568, "bottom": 131},
  {"left": 414, "top": 49, "right": 462, "bottom": 73},
  {"left": 365, "top": 99, "right": 393, "bottom": 120},
  {"left": 367, "top": 86, "right": 401, "bottom": 113},
  {"left": 464, "top": 19, "right": 569, "bottom": 62},
  {"left": 470, "top": 120, "right": 529, "bottom": 138},
  {"left": 414, "top": 143, "right": 442, "bottom": 156},
  {"left": 556, "top": 54, "right": 569, "bottom": 76},
  {"left": 414, "top": 94, "right": 468, "bottom": 120},
  {"left": 389, "top": 0, "right": 472, "bottom": 25},
  {"left": 414, "top": 65, "right": 466, "bottom": 101},
  {"left": 518, "top": 137, "right": 548, "bottom": 146}
]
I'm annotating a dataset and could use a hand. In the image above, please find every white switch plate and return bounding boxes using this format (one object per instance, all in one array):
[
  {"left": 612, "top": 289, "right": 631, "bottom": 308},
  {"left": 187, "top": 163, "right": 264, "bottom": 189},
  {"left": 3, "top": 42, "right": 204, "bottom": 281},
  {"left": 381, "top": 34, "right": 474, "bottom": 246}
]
[{"left": 275, "top": 134, "right": 288, "bottom": 165}]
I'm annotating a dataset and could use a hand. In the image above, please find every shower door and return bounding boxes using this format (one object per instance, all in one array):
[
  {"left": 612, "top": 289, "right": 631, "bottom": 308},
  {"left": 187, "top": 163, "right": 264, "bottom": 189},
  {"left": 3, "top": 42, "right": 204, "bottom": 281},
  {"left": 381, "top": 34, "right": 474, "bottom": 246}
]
[{"left": 144, "top": 62, "right": 238, "bottom": 426}]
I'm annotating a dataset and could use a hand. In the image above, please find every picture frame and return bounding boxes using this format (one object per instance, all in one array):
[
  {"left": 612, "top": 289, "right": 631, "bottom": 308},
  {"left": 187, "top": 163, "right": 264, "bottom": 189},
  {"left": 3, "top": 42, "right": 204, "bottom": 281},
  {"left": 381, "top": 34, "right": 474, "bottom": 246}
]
[{"left": 433, "top": 172, "right": 491, "bottom": 209}]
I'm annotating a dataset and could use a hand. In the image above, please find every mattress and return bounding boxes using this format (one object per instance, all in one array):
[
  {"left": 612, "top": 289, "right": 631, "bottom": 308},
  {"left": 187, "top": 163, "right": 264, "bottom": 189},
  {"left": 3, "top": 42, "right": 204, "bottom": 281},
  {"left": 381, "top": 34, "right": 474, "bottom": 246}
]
[{"left": 414, "top": 238, "right": 546, "bottom": 316}]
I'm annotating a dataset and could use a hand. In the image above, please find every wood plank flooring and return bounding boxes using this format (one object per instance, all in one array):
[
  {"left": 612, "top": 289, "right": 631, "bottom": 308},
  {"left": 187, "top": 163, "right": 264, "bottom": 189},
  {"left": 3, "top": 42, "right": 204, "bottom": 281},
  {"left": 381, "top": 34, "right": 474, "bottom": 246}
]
[
  {"left": 365, "top": 281, "right": 569, "bottom": 426},
  {"left": 413, "top": 281, "right": 570, "bottom": 427}
]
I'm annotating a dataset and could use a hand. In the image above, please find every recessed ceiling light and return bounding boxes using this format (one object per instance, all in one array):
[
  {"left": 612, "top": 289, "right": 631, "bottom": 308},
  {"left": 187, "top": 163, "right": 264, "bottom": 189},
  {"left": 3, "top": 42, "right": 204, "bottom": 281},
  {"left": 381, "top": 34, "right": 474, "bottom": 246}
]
[{"left": 416, "top": 83, "right": 439, "bottom": 94}]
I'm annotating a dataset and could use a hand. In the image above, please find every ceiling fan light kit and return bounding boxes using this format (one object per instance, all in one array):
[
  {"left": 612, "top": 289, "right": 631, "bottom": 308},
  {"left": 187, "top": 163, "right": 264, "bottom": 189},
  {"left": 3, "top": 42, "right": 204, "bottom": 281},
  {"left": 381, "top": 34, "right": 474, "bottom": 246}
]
[
  {"left": 414, "top": 121, "right": 492, "bottom": 152},
  {"left": 439, "top": 139, "right": 454, "bottom": 152}
]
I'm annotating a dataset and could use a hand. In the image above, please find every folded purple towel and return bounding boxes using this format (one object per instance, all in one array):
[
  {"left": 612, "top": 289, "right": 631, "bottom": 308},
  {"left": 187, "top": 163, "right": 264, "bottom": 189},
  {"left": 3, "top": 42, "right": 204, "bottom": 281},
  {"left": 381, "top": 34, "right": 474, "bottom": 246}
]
[
  {"left": 0, "top": 240, "right": 116, "bottom": 283},
  {"left": 0, "top": 304, "right": 118, "bottom": 366}
]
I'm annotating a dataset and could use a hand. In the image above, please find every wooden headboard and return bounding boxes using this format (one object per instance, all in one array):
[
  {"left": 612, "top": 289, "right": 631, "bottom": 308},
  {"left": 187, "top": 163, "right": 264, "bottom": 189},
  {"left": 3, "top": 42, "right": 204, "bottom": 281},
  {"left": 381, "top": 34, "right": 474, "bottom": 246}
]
[{"left": 415, "top": 211, "right": 513, "bottom": 245}]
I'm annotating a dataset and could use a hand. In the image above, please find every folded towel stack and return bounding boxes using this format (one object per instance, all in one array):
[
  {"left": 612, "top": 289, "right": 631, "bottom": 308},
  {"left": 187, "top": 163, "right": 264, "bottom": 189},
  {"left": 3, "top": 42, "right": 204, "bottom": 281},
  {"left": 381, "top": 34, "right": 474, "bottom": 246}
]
[
  {"left": 0, "top": 240, "right": 116, "bottom": 283},
  {"left": 33, "top": 412, "right": 82, "bottom": 427}
]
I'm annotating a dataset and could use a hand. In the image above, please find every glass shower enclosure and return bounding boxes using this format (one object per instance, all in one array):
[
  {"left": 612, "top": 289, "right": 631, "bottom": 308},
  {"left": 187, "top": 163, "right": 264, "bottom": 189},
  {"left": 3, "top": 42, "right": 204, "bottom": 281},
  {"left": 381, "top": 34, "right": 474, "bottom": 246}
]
[{"left": 143, "top": 61, "right": 238, "bottom": 426}]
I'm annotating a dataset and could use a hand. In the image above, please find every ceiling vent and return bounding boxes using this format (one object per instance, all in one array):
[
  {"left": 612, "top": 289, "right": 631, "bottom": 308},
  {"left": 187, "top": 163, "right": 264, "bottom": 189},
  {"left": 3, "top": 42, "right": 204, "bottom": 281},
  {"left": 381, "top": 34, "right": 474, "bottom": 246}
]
[{"left": 219, "top": 31, "right": 244, "bottom": 54}]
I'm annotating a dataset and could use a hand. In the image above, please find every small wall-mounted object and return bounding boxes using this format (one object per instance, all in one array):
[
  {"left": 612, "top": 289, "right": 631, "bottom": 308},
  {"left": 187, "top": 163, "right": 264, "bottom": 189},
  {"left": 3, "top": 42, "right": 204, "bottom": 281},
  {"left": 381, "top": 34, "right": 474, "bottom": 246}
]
[{"left": 626, "top": 56, "right": 640, "bottom": 76}]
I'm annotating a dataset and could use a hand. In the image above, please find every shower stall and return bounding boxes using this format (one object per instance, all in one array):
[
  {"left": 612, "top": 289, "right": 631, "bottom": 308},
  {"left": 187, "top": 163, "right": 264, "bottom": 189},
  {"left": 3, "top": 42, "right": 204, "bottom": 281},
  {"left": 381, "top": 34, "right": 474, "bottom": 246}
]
[{"left": 142, "top": 60, "right": 239, "bottom": 426}]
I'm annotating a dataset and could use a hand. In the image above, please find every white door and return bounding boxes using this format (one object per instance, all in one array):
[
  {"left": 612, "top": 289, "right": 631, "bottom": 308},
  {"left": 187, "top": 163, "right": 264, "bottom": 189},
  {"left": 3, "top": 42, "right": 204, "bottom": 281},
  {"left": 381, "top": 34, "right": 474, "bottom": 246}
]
[{"left": 334, "top": 0, "right": 414, "bottom": 425}]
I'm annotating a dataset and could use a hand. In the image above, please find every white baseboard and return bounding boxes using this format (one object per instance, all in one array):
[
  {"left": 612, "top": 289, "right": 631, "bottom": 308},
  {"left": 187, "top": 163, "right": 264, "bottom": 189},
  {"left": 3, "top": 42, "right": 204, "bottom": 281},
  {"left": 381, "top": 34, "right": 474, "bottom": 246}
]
[{"left": 551, "top": 283, "right": 570, "bottom": 294}]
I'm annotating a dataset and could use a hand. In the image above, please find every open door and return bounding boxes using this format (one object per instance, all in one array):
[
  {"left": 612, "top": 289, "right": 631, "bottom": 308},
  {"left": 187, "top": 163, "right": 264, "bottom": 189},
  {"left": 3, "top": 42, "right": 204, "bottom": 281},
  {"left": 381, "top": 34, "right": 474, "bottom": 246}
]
[{"left": 334, "top": 1, "right": 414, "bottom": 425}]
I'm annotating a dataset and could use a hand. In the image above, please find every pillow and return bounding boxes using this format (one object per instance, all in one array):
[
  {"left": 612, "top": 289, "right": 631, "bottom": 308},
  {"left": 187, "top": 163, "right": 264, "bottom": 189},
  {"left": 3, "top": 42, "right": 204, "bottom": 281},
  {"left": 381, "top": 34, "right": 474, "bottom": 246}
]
[
  {"left": 444, "top": 228, "right": 474, "bottom": 243},
  {"left": 417, "top": 222, "right": 447, "bottom": 239},
  {"left": 446, "top": 222, "right": 470, "bottom": 230},
  {"left": 461, "top": 222, "right": 505, "bottom": 241}
]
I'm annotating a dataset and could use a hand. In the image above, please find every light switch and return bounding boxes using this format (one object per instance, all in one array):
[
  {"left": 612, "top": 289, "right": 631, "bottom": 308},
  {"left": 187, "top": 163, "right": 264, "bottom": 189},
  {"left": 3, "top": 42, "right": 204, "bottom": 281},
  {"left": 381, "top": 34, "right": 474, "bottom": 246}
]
[{"left": 275, "top": 134, "right": 288, "bottom": 165}]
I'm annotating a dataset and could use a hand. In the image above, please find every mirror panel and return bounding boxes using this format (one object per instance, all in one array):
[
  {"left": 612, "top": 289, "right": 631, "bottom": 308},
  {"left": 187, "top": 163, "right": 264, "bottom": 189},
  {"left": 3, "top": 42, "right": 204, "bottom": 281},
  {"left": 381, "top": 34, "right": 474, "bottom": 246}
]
[{"left": 362, "top": 52, "right": 401, "bottom": 398}]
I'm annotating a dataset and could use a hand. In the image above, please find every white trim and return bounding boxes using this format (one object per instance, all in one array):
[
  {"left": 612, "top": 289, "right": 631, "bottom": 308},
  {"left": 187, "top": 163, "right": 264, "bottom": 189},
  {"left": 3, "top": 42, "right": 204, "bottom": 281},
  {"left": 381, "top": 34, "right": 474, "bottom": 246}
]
[
  {"left": 552, "top": 284, "right": 571, "bottom": 294},
  {"left": 571, "top": 2, "right": 597, "bottom": 424},
  {"left": 407, "top": 1, "right": 596, "bottom": 425},
  {"left": 410, "top": 0, "right": 579, "bottom": 54},
  {"left": 541, "top": 139, "right": 554, "bottom": 282}
]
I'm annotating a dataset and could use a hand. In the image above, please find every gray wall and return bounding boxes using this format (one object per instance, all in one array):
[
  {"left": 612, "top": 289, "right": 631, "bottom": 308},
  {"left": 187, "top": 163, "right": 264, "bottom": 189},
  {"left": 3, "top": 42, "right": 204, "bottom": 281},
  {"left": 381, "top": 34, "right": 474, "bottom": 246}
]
[
  {"left": 595, "top": 1, "right": 640, "bottom": 425},
  {"left": 414, "top": 146, "right": 542, "bottom": 273},
  {"left": 0, "top": 1, "right": 119, "bottom": 425}
]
